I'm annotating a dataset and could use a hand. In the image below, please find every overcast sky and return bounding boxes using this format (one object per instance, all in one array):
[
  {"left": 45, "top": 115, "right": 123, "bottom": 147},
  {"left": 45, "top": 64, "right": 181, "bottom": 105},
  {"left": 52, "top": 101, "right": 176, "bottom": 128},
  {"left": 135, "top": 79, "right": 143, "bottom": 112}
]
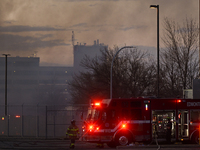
[{"left": 0, "top": 0, "right": 198, "bottom": 66}]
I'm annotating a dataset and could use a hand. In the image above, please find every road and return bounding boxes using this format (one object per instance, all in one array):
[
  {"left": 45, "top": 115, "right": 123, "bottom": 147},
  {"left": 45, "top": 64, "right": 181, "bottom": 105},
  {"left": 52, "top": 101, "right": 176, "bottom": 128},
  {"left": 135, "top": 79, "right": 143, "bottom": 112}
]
[{"left": 1, "top": 139, "right": 200, "bottom": 150}]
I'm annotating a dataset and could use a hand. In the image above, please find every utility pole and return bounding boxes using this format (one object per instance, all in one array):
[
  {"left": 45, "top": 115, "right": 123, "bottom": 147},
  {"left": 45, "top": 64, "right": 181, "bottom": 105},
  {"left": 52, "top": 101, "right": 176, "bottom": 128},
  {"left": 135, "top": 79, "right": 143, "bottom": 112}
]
[{"left": 2, "top": 54, "right": 10, "bottom": 116}]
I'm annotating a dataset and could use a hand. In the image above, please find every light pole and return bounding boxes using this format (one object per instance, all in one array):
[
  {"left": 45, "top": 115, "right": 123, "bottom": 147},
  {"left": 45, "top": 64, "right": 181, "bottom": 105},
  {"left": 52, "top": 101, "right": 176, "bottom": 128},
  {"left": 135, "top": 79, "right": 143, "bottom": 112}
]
[
  {"left": 2, "top": 54, "right": 10, "bottom": 116},
  {"left": 150, "top": 5, "right": 159, "bottom": 97},
  {"left": 199, "top": 0, "right": 200, "bottom": 78},
  {"left": 110, "top": 46, "right": 134, "bottom": 99}
]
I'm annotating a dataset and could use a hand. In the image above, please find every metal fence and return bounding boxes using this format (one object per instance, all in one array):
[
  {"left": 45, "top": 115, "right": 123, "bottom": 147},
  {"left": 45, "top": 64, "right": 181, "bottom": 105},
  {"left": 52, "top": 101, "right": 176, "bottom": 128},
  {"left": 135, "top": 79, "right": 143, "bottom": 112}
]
[{"left": 0, "top": 104, "right": 89, "bottom": 138}]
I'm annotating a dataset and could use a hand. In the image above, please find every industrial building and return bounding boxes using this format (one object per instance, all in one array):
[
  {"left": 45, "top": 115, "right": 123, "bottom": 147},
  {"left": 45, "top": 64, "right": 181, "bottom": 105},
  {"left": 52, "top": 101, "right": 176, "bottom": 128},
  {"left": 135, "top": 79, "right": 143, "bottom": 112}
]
[
  {"left": 73, "top": 39, "right": 108, "bottom": 73},
  {"left": 0, "top": 57, "right": 73, "bottom": 105},
  {"left": 0, "top": 40, "right": 108, "bottom": 105}
]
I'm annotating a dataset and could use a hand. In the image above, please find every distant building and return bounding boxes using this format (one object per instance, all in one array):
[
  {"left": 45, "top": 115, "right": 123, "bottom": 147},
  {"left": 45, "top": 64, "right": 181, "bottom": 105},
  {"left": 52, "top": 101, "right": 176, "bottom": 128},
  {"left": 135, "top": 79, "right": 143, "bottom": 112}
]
[
  {"left": 192, "top": 79, "right": 200, "bottom": 99},
  {"left": 73, "top": 39, "right": 108, "bottom": 73},
  {"left": 0, "top": 57, "right": 73, "bottom": 105}
]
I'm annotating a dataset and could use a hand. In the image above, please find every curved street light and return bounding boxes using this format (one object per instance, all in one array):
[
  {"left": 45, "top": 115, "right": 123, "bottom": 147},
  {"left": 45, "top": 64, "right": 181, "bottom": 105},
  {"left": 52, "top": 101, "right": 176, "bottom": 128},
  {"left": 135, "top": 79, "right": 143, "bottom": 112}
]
[{"left": 110, "top": 46, "right": 134, "bottom": 99}]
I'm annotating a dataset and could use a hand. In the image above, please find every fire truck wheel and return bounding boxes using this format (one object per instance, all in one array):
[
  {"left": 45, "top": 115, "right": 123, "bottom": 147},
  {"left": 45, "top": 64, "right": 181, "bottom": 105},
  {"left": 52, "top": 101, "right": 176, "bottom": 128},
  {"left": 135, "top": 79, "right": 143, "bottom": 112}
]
[
  {"left": 115, "top": 133, "right": 131, "bottom": 146},
  {"left": 193, "top": 133, "right": 199, "bottom": 144},
  {"left": 106, "top": 141, "right": 116, "bottom": 148}
]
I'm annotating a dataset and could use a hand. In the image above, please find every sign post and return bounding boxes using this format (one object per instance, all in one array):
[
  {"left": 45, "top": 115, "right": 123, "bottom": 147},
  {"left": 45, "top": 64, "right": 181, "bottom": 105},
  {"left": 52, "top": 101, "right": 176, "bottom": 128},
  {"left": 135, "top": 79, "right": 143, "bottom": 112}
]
[{"left": 199, "top": 125, "right": 200, "bottom": 145}]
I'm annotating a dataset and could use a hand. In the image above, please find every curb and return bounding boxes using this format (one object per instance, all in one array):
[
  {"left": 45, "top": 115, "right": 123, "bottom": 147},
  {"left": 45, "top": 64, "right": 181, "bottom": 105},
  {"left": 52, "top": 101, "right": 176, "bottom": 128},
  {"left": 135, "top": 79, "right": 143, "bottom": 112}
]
[{"left": 117, "top": 144, "right": 200, "bottom": 149}]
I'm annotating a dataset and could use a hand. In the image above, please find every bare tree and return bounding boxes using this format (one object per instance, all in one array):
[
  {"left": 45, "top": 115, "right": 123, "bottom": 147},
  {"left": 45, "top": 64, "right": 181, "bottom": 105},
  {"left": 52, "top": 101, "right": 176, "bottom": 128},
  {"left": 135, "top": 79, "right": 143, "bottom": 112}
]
[
  {"left": 69, "top": 47, "right": 156, "bottom": 104},
  {"left": 160, "top": 17, "right": 199, "bottom": 97}
]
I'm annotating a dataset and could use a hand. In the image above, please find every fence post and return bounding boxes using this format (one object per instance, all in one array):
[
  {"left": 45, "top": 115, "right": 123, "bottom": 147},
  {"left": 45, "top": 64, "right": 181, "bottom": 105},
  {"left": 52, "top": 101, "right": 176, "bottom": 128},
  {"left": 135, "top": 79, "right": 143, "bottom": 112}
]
[
  {"left": 45, "top": 105, "right": 47, "bottom": 139},
  {"left": 54, "top": 105, "right": 55, "bottom": 138},
  {"left": 7, "top": 105, "right": 9, "bottom": 137},
  {"left": 21, "top": 104, "right": 23, "bottom": 137},
  {"left": 199, "top": 125, "right": 200, "bottom": 145},
  {"left": 36, "top": 104, "right": 38, "bottom": 138},
  {"left": 54, "top": 115, "right": 55, "bottom": 137}
]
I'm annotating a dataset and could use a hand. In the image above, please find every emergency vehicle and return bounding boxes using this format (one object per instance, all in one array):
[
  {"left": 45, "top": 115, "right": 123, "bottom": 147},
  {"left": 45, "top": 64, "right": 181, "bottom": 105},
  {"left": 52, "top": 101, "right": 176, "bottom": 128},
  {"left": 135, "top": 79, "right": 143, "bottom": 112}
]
[{"left": 81, "top": 98, "right": 200, "bottom": 147}]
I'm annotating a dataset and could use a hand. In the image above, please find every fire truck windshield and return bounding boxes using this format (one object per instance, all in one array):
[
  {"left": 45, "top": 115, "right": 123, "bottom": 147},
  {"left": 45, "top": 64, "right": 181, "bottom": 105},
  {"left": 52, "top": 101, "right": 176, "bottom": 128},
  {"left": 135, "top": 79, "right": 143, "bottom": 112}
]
[{"left": 86, "top": 108, "right": 100, "bottom": 121}]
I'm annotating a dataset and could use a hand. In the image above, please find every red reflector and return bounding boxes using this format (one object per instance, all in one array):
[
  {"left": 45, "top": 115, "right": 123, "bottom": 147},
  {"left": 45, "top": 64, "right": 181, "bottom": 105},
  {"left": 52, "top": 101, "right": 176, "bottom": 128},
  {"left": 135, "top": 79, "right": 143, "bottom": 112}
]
[{"left": 178, "top": 113, "right": 181, "bottom": 119}]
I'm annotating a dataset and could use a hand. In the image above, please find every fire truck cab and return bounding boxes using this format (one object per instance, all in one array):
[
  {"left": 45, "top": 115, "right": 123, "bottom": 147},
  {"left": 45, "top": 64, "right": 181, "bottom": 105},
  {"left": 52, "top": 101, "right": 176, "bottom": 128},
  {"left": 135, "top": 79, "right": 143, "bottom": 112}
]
[{"left": 81, "top": 98, "right": 200, "bottom": 147}]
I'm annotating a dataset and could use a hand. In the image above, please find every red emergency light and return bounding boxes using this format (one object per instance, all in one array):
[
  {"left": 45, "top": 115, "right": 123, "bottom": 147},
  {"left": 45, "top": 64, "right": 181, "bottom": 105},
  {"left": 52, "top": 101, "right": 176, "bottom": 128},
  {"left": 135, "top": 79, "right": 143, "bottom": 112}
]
[
  {"left": 95, "top": 103, "right": 100, "bottom": 106},
  {"left": 88, "top": 125, "right": 100, "bottom": 132},
  {"left": 89, "top": 125, "right": 93, "bottom": 132},
  {"left": 15, "top": 115, "right": 21, "bottom": 118},
  {"left": 91, "top": 102, "right": 101, "bottom": 107},
  {"left": 122, "top": 124, "right": 126, "bottom": 128}
]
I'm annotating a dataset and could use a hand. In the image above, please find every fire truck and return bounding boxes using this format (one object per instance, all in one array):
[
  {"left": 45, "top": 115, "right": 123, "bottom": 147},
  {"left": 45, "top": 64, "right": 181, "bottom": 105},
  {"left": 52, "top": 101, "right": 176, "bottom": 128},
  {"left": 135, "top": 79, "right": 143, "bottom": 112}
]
[{"left": 81, "top": 98, "right": 200, "bottom": 147}]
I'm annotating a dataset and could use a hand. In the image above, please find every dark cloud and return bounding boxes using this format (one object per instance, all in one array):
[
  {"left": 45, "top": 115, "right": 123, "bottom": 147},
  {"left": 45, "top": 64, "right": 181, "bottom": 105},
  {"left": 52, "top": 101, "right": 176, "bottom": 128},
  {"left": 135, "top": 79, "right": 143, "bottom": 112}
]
[
  {"left": 0, "top": 33, "right": 69, "bottom": 51},
  {"left": 0, "top": 25, "right": 65, "bottom": 32},
  {"left": 3, "top": 21, "right": 16, "bottom": 24},
  {"left": 56, "top": 0, "right": 121, "bottom": 2},
  {"left": 119, "top": 25, "right": 147, "bottom": 31},
  {"left": 70, "top": 23, "right": 87, "bottom": 28}
]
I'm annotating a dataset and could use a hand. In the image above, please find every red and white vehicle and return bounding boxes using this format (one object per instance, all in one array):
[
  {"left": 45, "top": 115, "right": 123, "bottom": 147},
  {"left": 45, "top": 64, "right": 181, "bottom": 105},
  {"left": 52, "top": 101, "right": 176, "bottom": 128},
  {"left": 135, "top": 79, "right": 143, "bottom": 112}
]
[{"left": 81, "top": 98, "right": 200, "bottom": 147}]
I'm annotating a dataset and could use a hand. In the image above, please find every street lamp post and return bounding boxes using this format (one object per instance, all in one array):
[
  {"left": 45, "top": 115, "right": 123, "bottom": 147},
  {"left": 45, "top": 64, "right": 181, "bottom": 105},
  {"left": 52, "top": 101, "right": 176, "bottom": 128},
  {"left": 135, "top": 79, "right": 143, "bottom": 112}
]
[
  {"left": 2, "top": 54, "right": 10, "bottom": 116},
  {"left": 110, "top": 46, "right": 134, "bottom": 99},
  {"left": 150, "top": 5, "right": 159, "bottom": 98}
]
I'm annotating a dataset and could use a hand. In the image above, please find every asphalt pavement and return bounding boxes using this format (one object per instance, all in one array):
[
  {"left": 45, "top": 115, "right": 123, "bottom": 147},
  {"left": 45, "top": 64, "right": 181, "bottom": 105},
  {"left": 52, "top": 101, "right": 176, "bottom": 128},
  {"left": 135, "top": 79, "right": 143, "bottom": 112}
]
[{"left": 0, "top": 137, "right": 200, "bottom": 150}]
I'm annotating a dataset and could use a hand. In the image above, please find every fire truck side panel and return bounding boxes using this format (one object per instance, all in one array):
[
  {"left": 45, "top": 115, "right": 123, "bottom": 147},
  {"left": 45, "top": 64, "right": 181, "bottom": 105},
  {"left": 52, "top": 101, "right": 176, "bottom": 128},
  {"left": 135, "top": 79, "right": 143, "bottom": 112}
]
[
  {"left": 110, "top": 99, "right": 151, "bottom": 142},
  {"left": 151, "top": 99, "right": 177, "bottom": 110}
]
